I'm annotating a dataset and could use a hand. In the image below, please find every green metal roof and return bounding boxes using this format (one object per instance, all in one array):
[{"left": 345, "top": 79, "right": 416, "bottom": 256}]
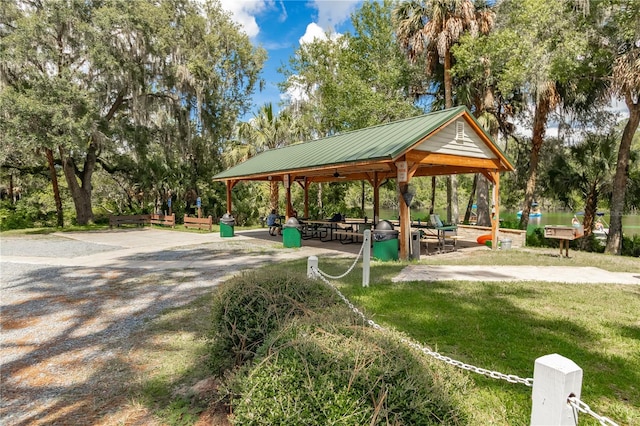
[{"left": 213, "top": 106, "right": 509, "bottom": 181}]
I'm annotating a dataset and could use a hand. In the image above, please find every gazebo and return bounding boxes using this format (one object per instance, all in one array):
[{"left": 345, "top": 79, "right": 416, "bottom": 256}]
[{"left": 213, "top": 106, "right": 514, "bottom": 259}]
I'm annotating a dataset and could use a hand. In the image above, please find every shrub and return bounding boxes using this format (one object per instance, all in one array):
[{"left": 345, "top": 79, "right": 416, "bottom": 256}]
[
  {"left": 208, "top": 270, "right": 339, "bottom": 373},
  {"left": 525, "top": 227, "right": 547, "bottom": 247},
  {"left": 224, "top": 320, "right": 471, "bottom": 425},
  {"left": 622, "top": 234, "right": 640, "bottom": 257}
]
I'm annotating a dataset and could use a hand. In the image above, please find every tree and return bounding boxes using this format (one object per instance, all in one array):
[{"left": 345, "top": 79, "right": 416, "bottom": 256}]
[
  {"left": 237, "top": 103, "right": 301, "bottom": 211},
  {"left": 393, "top": 0, "right": 495, "bottom": 223},
  {"left": 599, "top": 0, "right": 640, "bottom": 254},
  {"left": 547, "top": 130, "right": 619, "bottom": 244},
  {"left": 0, "top": 0, "right": 265, "bottom": 224},
  {"left": 279, "top": 0, "right": 421, "bottom": 214},
  {"left": 282, "top": 0, "right": 421, "bottom": 134}
]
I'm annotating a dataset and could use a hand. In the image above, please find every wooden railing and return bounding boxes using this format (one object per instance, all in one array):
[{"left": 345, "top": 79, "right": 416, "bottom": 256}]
[
  {"left": 183, "top": 215, "right": 213, "bottom": 231},
  {"left": 109, "top": 214, "right": 175, "bottom": 229}
]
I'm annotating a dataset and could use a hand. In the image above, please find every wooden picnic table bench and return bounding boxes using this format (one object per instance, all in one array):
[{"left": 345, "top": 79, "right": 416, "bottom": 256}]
[
  {"left": 150, "top": 213, "right": 175, "bottom": 228},
  {"left": 109, "top": 214, "right": 151, "bottom": 228},
  {"left": 183, "top": 215, "right": 213, "bottom": 231}
]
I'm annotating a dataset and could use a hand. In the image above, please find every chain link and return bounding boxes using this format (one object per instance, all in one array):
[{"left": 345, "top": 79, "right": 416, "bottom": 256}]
[
  {"left": 568, "top": 396, "right": 620, "bottom": 426},
  {"left": 314, "top": 234, "right": 367, "bottom": 280},
  {"left": 313, "top": 267, "right": 534, "bottom": 387},
  {"left": 312, "top": 260, "right": 624, "bottom": 424}
]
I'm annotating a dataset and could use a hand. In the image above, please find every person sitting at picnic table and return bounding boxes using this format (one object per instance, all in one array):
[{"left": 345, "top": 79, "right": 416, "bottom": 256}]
[
  {"left": 594, "top": 218, "right": 604, "bottom": 232},
  {"left": 571, "top": 215, "right": 580, "bottom": 227},
  {"left": 329, "top": 212, "right": 343, "bottom": 222},
  {"left": 267, "top": 209, "right": 282, "bottom": 235}
]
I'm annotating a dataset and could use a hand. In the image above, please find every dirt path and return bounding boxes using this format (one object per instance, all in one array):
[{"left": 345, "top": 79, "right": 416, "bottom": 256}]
[{"left": 1, "top": 230, "right": 337, "bottom": 425}]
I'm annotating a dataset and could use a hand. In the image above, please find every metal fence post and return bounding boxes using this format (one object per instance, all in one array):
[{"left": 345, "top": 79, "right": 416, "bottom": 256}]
[
  {"left": 362, "top": 229, "right": 371, "bottom": 287},
  {"left": 307, "top": 256, "right": 318, "bottom": 279},
  {"left": 531, "top": 353, "right": 583, "bottom": 425}
]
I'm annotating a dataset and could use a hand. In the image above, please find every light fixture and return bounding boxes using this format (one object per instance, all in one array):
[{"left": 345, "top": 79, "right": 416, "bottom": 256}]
[{"left": 333, "top": 171, "right": 340, "bottom": 178}]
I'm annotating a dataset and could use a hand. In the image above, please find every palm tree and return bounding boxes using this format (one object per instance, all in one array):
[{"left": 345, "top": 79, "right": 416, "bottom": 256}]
[
  {"left": 236, "top": 103, "right": 301, "bottom": 211},
  {"left": 547, "top": 131, "right": 618, "bottom": 245},
  {"left": 393, "top": 0, "right": 495, "bottom": 223}
]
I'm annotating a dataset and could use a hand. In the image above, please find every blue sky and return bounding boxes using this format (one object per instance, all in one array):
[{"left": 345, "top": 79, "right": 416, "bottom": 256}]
[{"left": 220, "top": 0, "right": 364, "bottom": 117}]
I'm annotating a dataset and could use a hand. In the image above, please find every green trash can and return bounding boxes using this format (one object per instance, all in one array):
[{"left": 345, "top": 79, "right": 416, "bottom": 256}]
[
  {"left": 282, "top": 217, "right": 302, "bottom": 248},
  {"left": 372, "top": 220, "right": 399, "bottom": 261},
  {"left": 220, "top": 213, "right": 235, "bottom": 237}
]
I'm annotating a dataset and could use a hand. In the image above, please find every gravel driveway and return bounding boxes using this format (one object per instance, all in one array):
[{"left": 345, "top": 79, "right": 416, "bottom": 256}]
[{"left": 0, "top": 230, "right": 330, "bottom": 425}]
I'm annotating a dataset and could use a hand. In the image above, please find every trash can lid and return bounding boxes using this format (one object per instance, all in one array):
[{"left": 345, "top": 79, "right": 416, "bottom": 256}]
[
  {"left": 284, "top": 217, "right": 300, "bottom": 228},
  {"left": 375, "top": 220, "right": 394, "bottom": 231},
  {"left": 221, "top": 212, "right": 235, "bottom": 224}
]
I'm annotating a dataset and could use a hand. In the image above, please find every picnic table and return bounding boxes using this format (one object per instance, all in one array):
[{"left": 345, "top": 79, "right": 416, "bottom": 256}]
[
  {"left": 412, "top": 223, "right": 458, "bottom": 253},
  {"left": 300, "top": 219, "right": 369, "bottom": 243},
  {"left": 544, "top": 225, "right": 584, "bottom": 257}
]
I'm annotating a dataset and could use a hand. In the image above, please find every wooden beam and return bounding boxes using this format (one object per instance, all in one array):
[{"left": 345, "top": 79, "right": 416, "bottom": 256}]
[{"left": 406, "top": 151, "right": 502, "bottom": 169}]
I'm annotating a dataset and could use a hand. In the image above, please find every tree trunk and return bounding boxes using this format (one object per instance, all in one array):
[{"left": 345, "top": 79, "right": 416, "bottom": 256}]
[
  {"left": 9, "top": 173, "right": 14, "bottom": 204},
  {"left": 446, "top": 176, "right": 452, "bottom": 223},
  {"left": 443, "top": 49, "right": 458, "bottom": 223},
  {"left": 463, "top": 174, "right": 478, "bottom": 224},
  {"left": 582, "top": 183, "right": 598, "bottom": 239},
  {"left": 429, "top": 176, "right": 436, "bottom": 215},
  {"left": 519, "top": 96, "right": 551, "bottom": 230},
  {"left": 59, "top": 142, "right": 96, "bottom": 225},
  {"left": 476, "top": 174, "right": 491, "bottom": 227},
  {"left": 605, "top": 98, "right": 640, "bottom": 254},
  {"left": 45, "top": 148, "right": 64, "bottom": 228}
]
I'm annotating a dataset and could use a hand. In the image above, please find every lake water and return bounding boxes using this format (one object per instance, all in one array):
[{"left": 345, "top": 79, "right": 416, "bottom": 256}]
[{"left": 372, "top": 208, "right": 640, "bottom": 238}]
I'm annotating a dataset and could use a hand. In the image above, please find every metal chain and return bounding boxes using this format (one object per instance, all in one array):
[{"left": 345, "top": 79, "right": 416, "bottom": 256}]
[
  {"left": 568, "top": 396, "right": 620, "bottom": 426},
  {"left": 313, "top": 267, "right": 534, "bottom": 387},
  {"left": 314, "top": 235, "right": 367, "bottom": 280}
]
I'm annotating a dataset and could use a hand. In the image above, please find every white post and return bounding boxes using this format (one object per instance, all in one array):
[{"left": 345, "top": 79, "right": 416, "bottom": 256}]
[
  {"left": 307, "top": 255, "right": 318, "bottom": 279},
  {"left": 531, "top": 354, "right": 583, "bottom": 426},
  {"left": 362, "top": 229, "right": 371, "bottom": 287}
]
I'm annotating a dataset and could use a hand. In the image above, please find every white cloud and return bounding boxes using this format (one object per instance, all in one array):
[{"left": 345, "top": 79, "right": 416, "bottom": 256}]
[
  {"left": 218, "top": 0, "right": 272, "bottom": 38},
  {"left": 299, "top": 22, "right": 328, "bottom": 44},
  {"left": 310, "top": 0, "right": 360, "bottom": 31}
]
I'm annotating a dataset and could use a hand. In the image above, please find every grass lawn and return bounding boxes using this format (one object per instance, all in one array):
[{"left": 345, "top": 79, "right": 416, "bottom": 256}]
[
  {"left": 117, "top": 246, "right": 638, "bottom": 425},
  {"left": 313, "top": 251, "right": 640, "bottom": 425}
]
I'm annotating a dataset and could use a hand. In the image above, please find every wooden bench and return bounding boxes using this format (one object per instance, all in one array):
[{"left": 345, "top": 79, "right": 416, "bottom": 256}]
[
  {"left": 150, "top": 213, "right": 175, "bottom": 228},
  {"left": 109, "top": 214, "right": 151, "bottom": 228},
  {"left": 184, "top": 214, "right": 213, "bottom": 231}
]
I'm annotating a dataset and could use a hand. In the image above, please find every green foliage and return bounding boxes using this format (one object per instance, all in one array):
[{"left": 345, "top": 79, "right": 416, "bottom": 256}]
[
  {"left": 225, "top": 321, "right": 471, "bottom": 425},
  {"left": 622, "top": 234, "right": 640, "bottom": 258},
  {"left": 280, "top": 0, "right": 420, "bottom": 137},
  {"left": 1, "top": 0, "right": 265, "bottom": 225},
  {"left": 525, "top": 227, "right": 547, "bottom": 247},
  {"left": 208, "top": 270, "right": 339, "bottom": 373}
]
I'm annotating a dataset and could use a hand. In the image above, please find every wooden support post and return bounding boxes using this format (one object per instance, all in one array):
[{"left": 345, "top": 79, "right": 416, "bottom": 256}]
[
  {"left": 531, "top": 354, "right": 583, "bottom": 425},
  {"left": 304, "top": 179, "right": 310, "bottom": 218},
  {"left": 373, "top": 172, "right": 380, "bottom": 225},
  {"left": 489, "top": 171, "right": 500, "bottom": 251},
  {"left": 226, "top": 180, "right": 232, "bottom": 214}
]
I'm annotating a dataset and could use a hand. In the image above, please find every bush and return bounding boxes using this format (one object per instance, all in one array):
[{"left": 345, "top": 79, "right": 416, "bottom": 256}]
[
  {"left": 525, "top": 227, "right": 546, "bottom": 247},
  {"left": 622, "top": 234, "right": 640, "bottom": 257},
  {"left": 224, "top": 320, "right": 471, "bottom": 425},
  {"left": 208, "top": 270, "right": 339, "bottom": 373}
]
